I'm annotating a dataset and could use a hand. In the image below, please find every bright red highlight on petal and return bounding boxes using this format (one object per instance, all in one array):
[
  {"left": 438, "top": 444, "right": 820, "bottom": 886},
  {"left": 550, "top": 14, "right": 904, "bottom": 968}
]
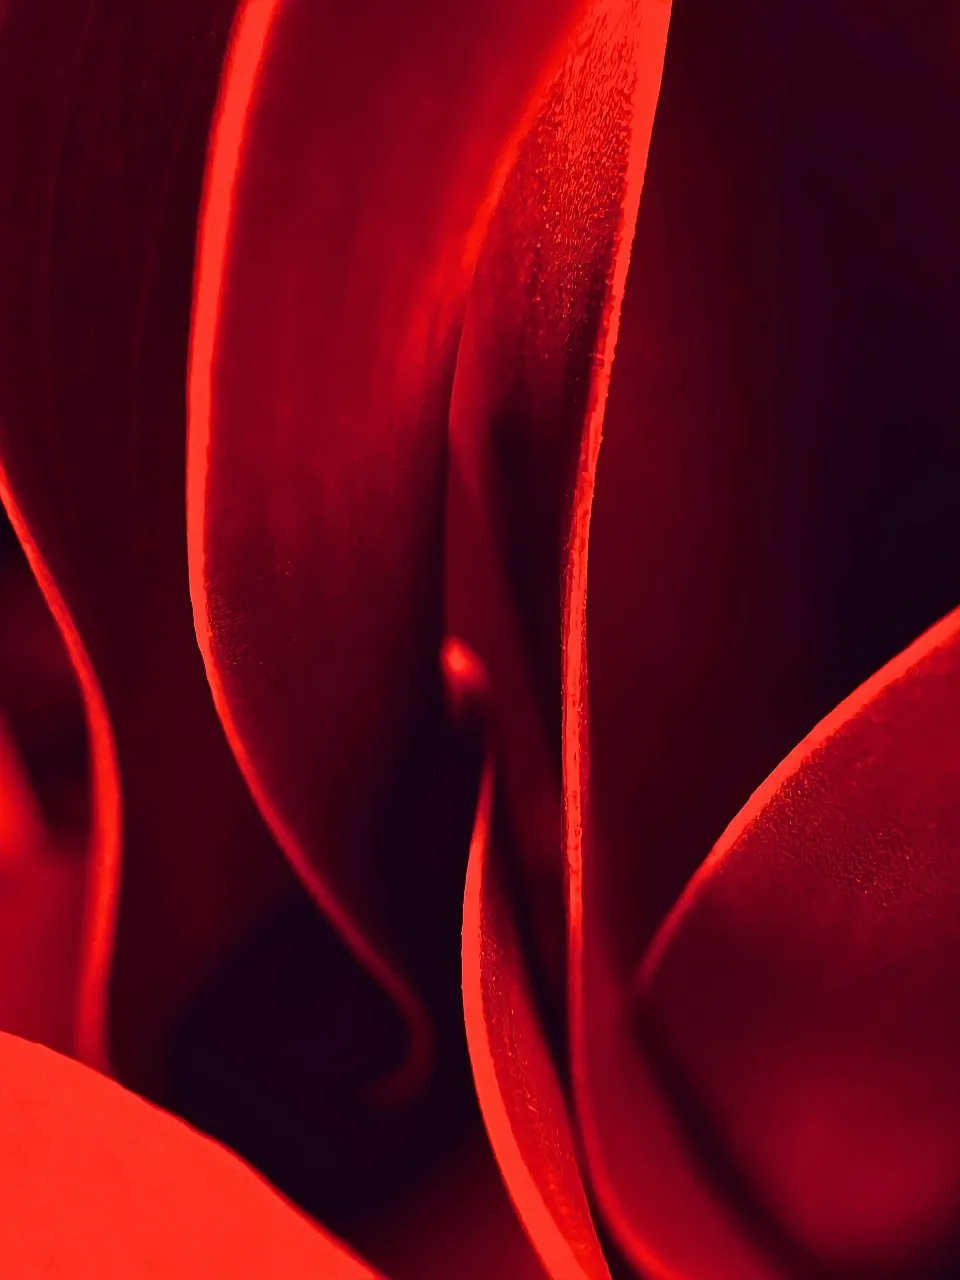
[
  {"left": 188, "top": 0, "right": 435, "bottom": 1104},
  {"left": 560, "top": 1, "right": 784, "bottom": 1275},
  {"left": 0, "top": 470, "right": 120, "bottom": 1074},
  {"left": 463, "top": 746, "right": 612, "bottom": 1280},
  {"left": 641, "top": 607, "right": 960, "bottom": 1275},
  {"left": 0, "top": 0, "right": 294, "bottom": 1097},
  {"left": 5, "top": 0, "right": 957, "bottom": 1274},
  {"left": 0, "top": 1031, "right": 381, "bottom": 1277},
  {"left": 188, "top": 0, "right": 589, "bottom": 1099}
]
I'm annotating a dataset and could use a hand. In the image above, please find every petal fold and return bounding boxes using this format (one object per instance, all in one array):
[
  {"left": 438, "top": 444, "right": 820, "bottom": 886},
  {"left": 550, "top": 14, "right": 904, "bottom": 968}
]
[
  {"left": 189, "top": 0, "right": 587, "bottom": 1090},
  {"left": 559, "top": 3, "right": 780, "bottom": 1273},
  {"left": 447, "top": 0, "right": 674, "bottom": 1001},
  {"left": 462, "top": 743, "right": 610, "bottom": 1279},
  {"left": 0, "top": 0, "right": 292, "bottom": 1092},
  {"left": 640, "top": 609, "right": 960, "bottom": 1277}
]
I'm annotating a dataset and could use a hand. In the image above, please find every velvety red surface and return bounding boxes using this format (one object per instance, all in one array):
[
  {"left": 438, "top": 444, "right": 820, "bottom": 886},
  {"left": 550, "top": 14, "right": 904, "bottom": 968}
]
[{"left": 1, "top": 0, "right": 959, "bottom": 1276}]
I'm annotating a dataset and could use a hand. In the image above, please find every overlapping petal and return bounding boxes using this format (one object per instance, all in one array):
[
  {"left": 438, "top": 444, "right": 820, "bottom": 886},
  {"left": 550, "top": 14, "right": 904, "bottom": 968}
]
[
  {"left": 0, "top": 1030, "right": 379, "bottom": 1277},
  {"left": 188, "top": 0, "right": 588, "bottom": 1090},
  {"left": 0, "top": 0, "right": 293, "bottom": 1093},
  {"left": 561, "top": 4, "right": 960, "bottom": 1276},
  {"left": 449, "top": 638, "right": 608, "bottom": 1280},
  {"left": 1, "top": 0, "right": 958, "bottom": 1275},
  {"left": 447, "top": 0, "right": 671, "bottom": 1004},
  {"left": 641, "top": 610, "right": 960, "bottom": 1277}
]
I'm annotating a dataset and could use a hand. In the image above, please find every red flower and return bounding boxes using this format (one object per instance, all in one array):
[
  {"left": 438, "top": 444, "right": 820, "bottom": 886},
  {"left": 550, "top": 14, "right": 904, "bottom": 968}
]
[{"left": 0, "top": 1, "right": 959, "bottom": 1276}]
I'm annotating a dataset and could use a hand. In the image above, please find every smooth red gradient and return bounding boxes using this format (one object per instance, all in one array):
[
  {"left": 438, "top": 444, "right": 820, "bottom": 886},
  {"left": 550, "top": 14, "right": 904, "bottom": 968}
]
[{"left": 0, "top": 1031, "right": 379, "bottom": 1277}]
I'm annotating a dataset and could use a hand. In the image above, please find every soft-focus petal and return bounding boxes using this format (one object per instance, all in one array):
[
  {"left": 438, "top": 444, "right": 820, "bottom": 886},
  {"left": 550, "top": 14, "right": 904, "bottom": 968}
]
[
  {"left": 189, "top": 0, "right": 587, "bottom": 1089},
  {"left": 586, "top": 0, "right": 960, "bottom": 972},
  {"left": 584, "top": 0, "right": 825, "bottom": 964},
  {"left": 639, "top": 609, "right": 960, "bottom": 1277},
  {"left": 0, "top": 1030, "right": 380, "bottom": 1278},
  {"left": 0, "top": 0, "right": 292, "bottom": 1093}
]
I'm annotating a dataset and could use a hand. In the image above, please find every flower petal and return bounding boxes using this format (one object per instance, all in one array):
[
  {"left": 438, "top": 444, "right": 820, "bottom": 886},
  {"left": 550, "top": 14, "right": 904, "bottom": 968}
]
[
  {"left": 581, "top": 0, "right": 960, "bottom": 978},
  {"left": 564, "top": 4, "right": 960, "bottom": 1272},
  {"left": 0, "top": 0, "right": 292, "bottom": 1092},
  {"left": 461, "top": 719, "right": 610, "bottom": 1278},
  {"left": 447, "top": 0, "right": 673, "bottom": 1006},
  {"left": 188, "top": 0, "right": 588, "bottom": 1091},
  {"left": 639, "top": 609, "right": 960, "bottom": 1276},
  {"left": 0, "top": 1030, "right": 380, "bottom": 1277},
  {"left": 560, "top": 4, "right": 785, "bottom": 1272}
]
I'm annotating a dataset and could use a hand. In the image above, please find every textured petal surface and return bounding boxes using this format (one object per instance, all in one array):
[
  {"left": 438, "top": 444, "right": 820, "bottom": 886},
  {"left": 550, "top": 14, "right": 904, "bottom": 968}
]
[
  {"left": 640, "top": 610, "right": 960, "bottom": 1277},
  {"left": 0, "top": 0, "right": 292, "bottom": 1092},
  {"left": 586, "top": 0, "right": 960, "bottom": 978},
  {"left": 463, "top": 747, "right": 610, "bottom": 1280},
  {"left": 563, "top": 2, "right": 960, "bottom": 1274},
  {"left": 447, "top": 0, "right": 672, "bottom": 1007},
  {"left": 0, "top": 1031, "right": 379, "bottom": 1278},
  {"left": 189, "top": 0, "right": 586, "bottom": 1087},
  {"left": 561, "top": 3, "right": 779, "bottom": 1273}
]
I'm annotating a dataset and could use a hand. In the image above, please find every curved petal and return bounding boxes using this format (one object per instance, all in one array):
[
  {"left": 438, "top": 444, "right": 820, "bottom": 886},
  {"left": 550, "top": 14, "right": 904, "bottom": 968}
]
[
  {"left": 447, "top": 0, "right": 675, "bottom": 1005},
  {"left": 188, "top": 0, "right": 587, "bottom": 1093},
  {"left": 639, "top": 609, "right": 960, "bottom": 1276},
  {"left": 557, "top": 2, "right": 783, "bottom": 1274},
  {"left": 0, "top": 1030, "right": 380, "bottom": 1277},
  {"left": 0, "top": 469, "right": 121, "bottom": 1073},
  {"left": 0, "top": 528, "right": 88, "bottom": 836},
  {"left": 586, "top": 0, "right": 960, "bottom": 976},
  {"left": 0, "top": 0, "right": 292, "bottom": 1092},
  {"left": 582, "top": 0, "right": 830, "bottom": 968},
  {"left": 564, "top": 2, "right": 960, "bottom": 1274},
  {"left": 455, "top": 642, "right": 609, "bottom": 1280},
  {"left": 448, "top": 10, "right": 679, "bottom": 1267}
]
